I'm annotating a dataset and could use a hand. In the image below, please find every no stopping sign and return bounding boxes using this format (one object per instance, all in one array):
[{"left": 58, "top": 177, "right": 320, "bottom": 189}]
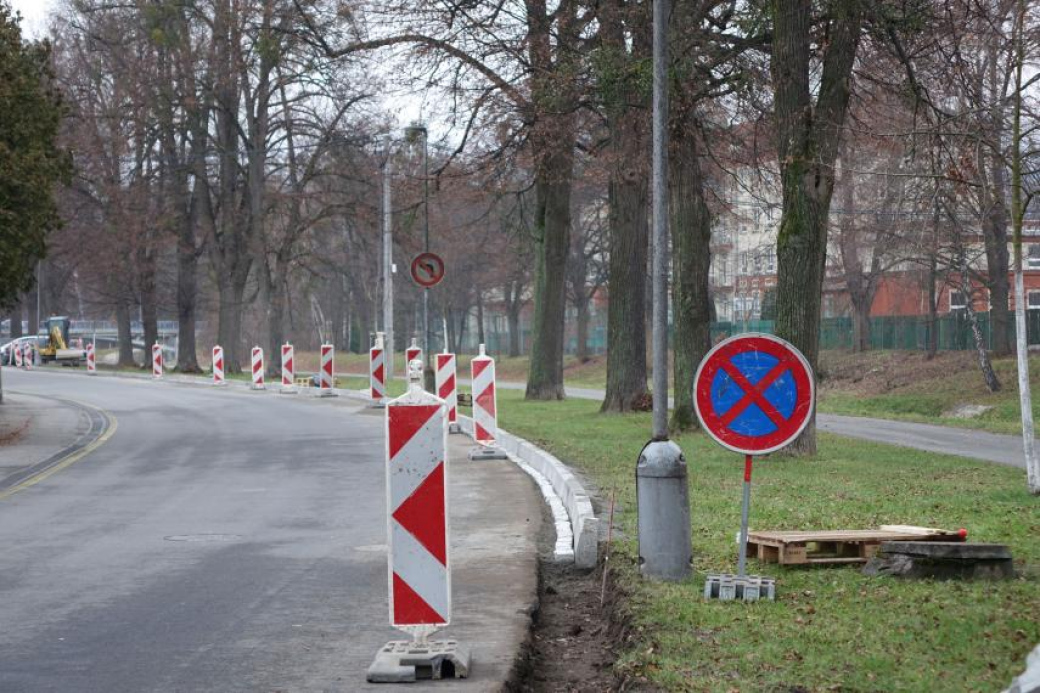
[{"left": 694, "top": 334, "right": 814, "bottom": 455}]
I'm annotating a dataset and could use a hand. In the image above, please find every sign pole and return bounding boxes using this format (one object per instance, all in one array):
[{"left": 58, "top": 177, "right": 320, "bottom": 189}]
[
  {"left": 737, "top": 454, "right": 753, "bottom": 577},
  {"left": 694, "top": 333, "right": 815, "bottom": 601}
]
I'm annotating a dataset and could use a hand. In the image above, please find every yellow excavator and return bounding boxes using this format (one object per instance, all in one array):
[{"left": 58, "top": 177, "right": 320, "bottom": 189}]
[{"left": 39, "top": 316, "right": 86, "bottom": 365}]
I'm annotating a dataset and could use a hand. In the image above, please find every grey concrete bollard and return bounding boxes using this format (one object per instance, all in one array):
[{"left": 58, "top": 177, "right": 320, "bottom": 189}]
[{"left": 637, "top": 439, "right": 692, "bottom": 580}]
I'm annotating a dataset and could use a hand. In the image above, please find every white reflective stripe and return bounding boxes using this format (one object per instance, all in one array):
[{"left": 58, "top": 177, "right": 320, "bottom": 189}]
[
  {"left": 472, "top": 359, "right": 494, "bottom": 394},
  {"left": 391, "top": 521, "right": 449, "bottom": 624},
  {"left": 282, "top": 346, "right": 293, "bottom": 381},
  {"left": 320, "top": 346, "right": 334, "bottom": 387},
  {"left": 370, "top": 348, "right": 386, "bottom": 397},
  {"left": 436, "top": 356, "right": 457, "bottom": 412},
  {"left": 472, "top": 358, "right": 497, "bottom": 441},
  {"left": 389, "top": 407, "right": 444, "bottom": 510}
]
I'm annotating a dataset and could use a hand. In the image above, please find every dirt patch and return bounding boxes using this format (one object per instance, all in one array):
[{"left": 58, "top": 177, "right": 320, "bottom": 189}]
[
  {"left": 507, "top": 560, "right": 658, "bottom": 693},
  {"left": 0, "top": 412, "right": 32, "bottom": 447},
  {"left": 817, "top": 350, "right": 978, "bottom": 397}
]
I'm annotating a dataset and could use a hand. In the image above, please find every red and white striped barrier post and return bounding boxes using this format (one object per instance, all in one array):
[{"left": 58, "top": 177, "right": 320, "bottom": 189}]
[
  {"left": 152, "top": 343, "right": 163, "bottom": 379},
  {"left": 370, "top": 333, "right": 387, "bottom": 407},
  {"left": 469, "top": 344, "right": 506, "bottom": 460},
  {"left": 436, "top": 350, "right": 459, "bottom": 434},
  {"left": 367, "top": 359, "right": 469, "bottom": 682},
  {"left": 25, "top": 343, "right": 34, "bottom": 370},
  {"left": 251, "top": 346, "right": 265, "bottom": 390},
  {"left": 14, "top": 343, "right": 22, "bottom": 369},
  {"left": 86, "top": 341, "right": 96, "bottom": 375},
  {"left": 405, "top": 337, "right": 422, "bottom": 373},
  {"left": 318, "top": 343, "right": 336, "bottom": 397},
  {"left": 280, "top": 343, "right": 296, "bottom": 394},
  {"left": 212, "top": 346, "right": 226, "bottom": 386}
]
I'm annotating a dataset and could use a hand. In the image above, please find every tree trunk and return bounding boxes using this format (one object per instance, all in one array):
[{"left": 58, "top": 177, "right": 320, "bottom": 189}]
[
  {"left": 600, "top": 2, "right": 650, "bottom": 413},
  {"left": 476, "top": 293, "right": 486, "bottom": 346},
  {"left": 525, "top": 146, "right": 574, "bottom": 400},
  {"left": 139, "top": 251, "right": 158, "bottom": 364},
  {"left": 851, "top": 295, "right": 872, "bottom": 352},
  {"left": 601, "top": 163, "right": 649, "bottom": 412},
  {"left": 115, "top": 296, "right": 135, "bottom": 367},
  {"left": 983, "top": 189, "right": 1012, "bottom": 356},
  {"left": 176, "top": 232, "right": 200, "bottom": 371},
  {"left": 8, "top": 300, "right": 22, "bottom": 339},
  {"left": 770, "top": 0, "right": 862, "bottom": 455},
  {"left": 26, "top": 282, "right": 38, "bottom": 336},
  {"left": 575, "top": 299, "right": 590, "bottom": 363},
  {"left": 523, "top": 0, "right": 576, "bottom": 400},
  {"left": 669, "top": 123, "right": 712, "bottom": 431},
  {"left": 506, "top": 283, "right": 522, "bottom": 357},
  {"left": 961, "top": 260, "right": 1001, "bottom": 392},
  {"left": 267, "top": 265, "right": 287, "bottom": 378}
]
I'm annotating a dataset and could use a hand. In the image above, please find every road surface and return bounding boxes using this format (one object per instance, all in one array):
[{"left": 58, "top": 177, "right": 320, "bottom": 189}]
[{"left": 0, "top": 368, "right": 540, "bottom": 692}]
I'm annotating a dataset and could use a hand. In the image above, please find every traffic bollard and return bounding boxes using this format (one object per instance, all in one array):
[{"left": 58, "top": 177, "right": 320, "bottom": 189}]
[
  {"left": 251, "top": 346, "right": 265, "bottom": 390},
  {"left": 366, "top": 359, "right": 469, "bottom": 682},
  {"left": 280, "top": 343, "right": 296, "bottom": 394},
  {"left": 370, "top": 332, "right": 386, "bottom": 407},
  {"left": 468, "top": 344, "right": 506, "bottom": 460},
  {"left": 318, "top": 343, "right": 336, "bottom": 397},
  {"left": 436, "top": 350, "right": 459, "bottom": 434}
]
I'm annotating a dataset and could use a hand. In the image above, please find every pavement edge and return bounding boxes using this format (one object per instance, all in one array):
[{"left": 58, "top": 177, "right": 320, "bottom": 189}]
[{"left": 0, "top": 393, "right": 117, "bottom": 500}]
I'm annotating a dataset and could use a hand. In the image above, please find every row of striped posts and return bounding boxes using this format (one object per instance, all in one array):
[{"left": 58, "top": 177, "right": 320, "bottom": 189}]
[
  {"left": 51, "top": 330, "right": 501, "bottom": 681},
  {"left": 370, "top": 340, "right": 502, "bottom": 680}
]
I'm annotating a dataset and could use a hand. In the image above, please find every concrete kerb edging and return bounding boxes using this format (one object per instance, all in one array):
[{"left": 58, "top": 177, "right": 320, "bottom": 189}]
[
  {"left": 30, "top": 367, "right": 600, "bottom": 568},
  {"left": 457, "top": 414, "right": 599, "bottom": 569}
]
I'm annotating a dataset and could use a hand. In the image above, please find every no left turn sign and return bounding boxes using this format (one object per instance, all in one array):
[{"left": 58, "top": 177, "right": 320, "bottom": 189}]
[{"left": 410, "top": 252, "right": 445, "bottom": 288}]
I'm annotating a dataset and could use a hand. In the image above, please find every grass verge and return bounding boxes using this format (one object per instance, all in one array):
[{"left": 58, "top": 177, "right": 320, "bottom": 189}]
[
  {"left": 818, "top": 351, "right": 1040, "bottom": 436},
  {"left": 494, "top": 389, "right": 1040, "bottom": 692}
]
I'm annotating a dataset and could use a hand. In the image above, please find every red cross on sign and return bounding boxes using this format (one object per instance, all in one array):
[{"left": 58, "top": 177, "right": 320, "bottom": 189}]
[{"left": 694, "top": 334, "right": 815, "bottom": 455}]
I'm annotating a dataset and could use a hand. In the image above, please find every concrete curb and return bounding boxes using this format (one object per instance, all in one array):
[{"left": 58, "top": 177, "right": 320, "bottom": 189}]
[
  {"left": 456, "top": 415, "right": 599, "bottom": 570},
  {"left": 334, "top": 385, "right": 599, "bottom": 569}
]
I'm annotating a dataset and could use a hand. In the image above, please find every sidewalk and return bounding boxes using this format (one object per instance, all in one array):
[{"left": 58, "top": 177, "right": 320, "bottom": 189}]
[
  {"left": 0, "top": 392, "right": 96, "bottom": 492},
  {"left": 0, "top": 391, "right": 108, "bottom": 493}
]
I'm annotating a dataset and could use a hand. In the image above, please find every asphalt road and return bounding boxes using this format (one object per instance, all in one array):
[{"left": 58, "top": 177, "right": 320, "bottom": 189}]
[{"left": 0, "top": 368, "right": 539, "bottom": 692}]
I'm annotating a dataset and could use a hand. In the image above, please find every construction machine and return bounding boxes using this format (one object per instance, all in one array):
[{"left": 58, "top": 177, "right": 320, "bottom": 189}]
[{"left": 39, "top": 316, "right": 85, "bottom": 365}]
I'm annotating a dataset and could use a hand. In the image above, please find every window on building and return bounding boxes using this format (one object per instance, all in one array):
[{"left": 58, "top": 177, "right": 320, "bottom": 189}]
[
  {"left": 766, "top": 249, "right": 776, "bottom": 273},
  {"left": 752, "top": 291, "right": 761, "bottom": 316},
  {"left": 717, "top": 254, "right": 728, "bottom": 284},
  {"left": 1028, "top": 291, "right": 1040, "bottom": 310},
  {"left": 740, "top": 251, "right": 749, "bottom": 274},
  {"left": 753, "top": 252, "right": 762, "bottom": 273},
  {"left": 949, "top": 289, "right": 967, "bottom": 311},
  {"left": 1029, "top": 245, "right": 1040, "bottom": 270}
]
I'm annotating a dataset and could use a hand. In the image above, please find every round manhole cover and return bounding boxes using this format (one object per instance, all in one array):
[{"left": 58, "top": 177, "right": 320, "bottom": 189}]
[{"left": 164, "top": 534, "right": 243, "bottom": 543}]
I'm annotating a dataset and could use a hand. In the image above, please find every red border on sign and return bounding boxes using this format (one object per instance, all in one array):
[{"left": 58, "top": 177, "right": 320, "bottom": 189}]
[
  {"left": 693, "top": 333, "right": 814, "bottom": 455},
  {"left": 410, "top": 252, "right": 445, "bottom": 288}
]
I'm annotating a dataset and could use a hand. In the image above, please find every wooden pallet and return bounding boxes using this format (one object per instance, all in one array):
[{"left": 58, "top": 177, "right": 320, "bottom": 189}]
[{"left": 746, "top": 525, "right": 963, "bottom": 566}]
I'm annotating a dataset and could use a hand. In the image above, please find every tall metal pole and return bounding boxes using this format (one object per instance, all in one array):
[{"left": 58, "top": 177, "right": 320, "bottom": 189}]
[
  {"left": 635, "top": 0, "right": 691, "bottom": 582},
  {"left": 651, "top": 0, "right": 669, "bottom": 440},
  {"left": 382, "top": 137, "right": 395, "bottom": 378},
  {"left": 422, "top": 127, "right": 433, "bottom": 391}
]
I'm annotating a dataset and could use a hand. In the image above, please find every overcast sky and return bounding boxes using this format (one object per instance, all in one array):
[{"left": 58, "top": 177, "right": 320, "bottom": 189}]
[
  {"left": 6, "top": 0, "right": 432, "bottom": 138},
  {"left": 10, "top": 0, "right": 56, "bottom": 38}
]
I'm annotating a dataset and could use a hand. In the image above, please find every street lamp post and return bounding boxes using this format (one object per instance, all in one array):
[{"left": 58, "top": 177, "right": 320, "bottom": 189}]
[
  {"left": 382, "top": 137, "right": 395, "bottom": 379},
  {"left": 404, "top": 124, "right": 434, "bottom": 391}
]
